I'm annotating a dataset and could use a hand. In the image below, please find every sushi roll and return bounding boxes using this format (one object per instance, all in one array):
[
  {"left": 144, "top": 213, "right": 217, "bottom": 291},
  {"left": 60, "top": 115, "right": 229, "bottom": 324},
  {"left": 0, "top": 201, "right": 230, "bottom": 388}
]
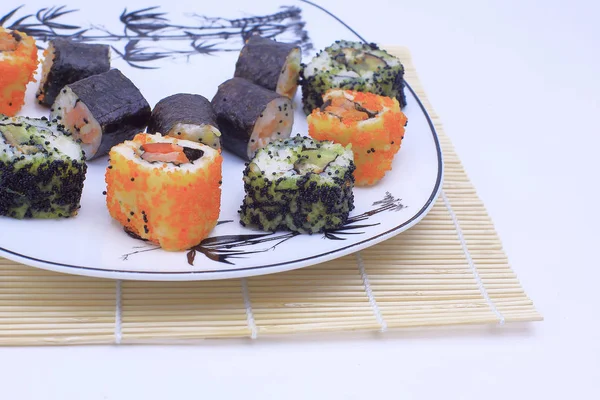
[
  {"left": 51, "top": 69, "right": 151, "bottom": 160},
  {"left": 105, "top": 133, "right": 222, "bottom": 251},
  {"left": 0, "top": 116, "right": 87, "bottom": 219},
  {"left": 301, "top": 40, "right": 406, "bottom": 115},
  {"left": 307, "top": 89, "right": 407, "bottom": 186},
  {"left": 0, "top": 28, "right": 39, "bottom": 116},
  {"left": 211, "top": 77, "right": 293, "bottom": 160},
  {"left": 234, "top": 34, "right": 302, "bottom": 99},
  {"left": 239, "top": 134, "right": 355, "bottom": 234},
  {"left": 36, "top": 39, "right": 111, "bottom": 107},
  {"left": 147, "top": 93, "right": 221, "bottom": 150}
]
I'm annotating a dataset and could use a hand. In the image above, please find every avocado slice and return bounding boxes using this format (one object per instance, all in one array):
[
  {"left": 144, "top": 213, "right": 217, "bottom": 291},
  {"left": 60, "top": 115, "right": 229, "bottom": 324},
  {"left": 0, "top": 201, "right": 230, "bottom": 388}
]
[
  {"left": 350, "top": 53, "right": 386, "bottom": 75},
  {"left": 294, "top": 149, "right": 338, "bottom": 174},
  {"left": 1, "top": 125, "right": 30, "bottom": 146}
]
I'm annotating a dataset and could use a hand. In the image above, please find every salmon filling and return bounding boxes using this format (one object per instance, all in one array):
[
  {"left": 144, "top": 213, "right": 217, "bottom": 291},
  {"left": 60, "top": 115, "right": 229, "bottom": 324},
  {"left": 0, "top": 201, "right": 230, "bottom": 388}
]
[
  {"left": 139, "top": 142, "right": 205, "bottom": 165},
  {"left": 323, "top": 95, "right": 379, "bottom": 122},
  {"left": 141, "top": 143, "right": 189, "bottom": 164}
]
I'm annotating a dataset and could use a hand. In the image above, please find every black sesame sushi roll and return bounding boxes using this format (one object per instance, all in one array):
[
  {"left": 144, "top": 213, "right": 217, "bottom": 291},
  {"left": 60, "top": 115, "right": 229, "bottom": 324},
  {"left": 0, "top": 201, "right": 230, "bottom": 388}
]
[
  {"left": 36, "top": 39, "right": 111, "bottom": 107},
  {"left": 147, "top": 93, "right": 221, "bottom": 150},
  {"left": 50, "top": 69, "right": 151, "bottom": 160},
  {"left": 211, "top": 77, "right": 293, "bottom": 160},
  {"left": 234, "top": 34, "right": 302, "bottom": 99},
  {"left": 239, "top": 135, "right": 355, "bottom": 233},
  {"left": 0, "top": 116, "right": 87, "bottom": 219},
  {"left": 301, "top": 40, "right": 407, "bottom": 115}
]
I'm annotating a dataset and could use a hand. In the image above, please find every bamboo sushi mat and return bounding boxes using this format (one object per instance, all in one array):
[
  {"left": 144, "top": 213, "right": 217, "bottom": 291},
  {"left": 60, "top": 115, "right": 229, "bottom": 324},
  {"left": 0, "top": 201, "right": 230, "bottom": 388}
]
[{"left": 0, "top": 47, "right": 542, "bottom": 345}]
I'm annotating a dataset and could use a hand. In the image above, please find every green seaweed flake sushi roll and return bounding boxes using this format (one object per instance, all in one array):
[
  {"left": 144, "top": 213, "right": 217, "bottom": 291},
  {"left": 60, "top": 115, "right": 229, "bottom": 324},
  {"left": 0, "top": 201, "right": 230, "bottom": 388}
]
[
  {"left": 301, "top": 40, "right": 407, "bottom": 115},
  {"left": 0, "top": 116, "right": 87, "bottom": 219},
  {"left": 239, "top": 134, "right": 355, "bottom": 234}
]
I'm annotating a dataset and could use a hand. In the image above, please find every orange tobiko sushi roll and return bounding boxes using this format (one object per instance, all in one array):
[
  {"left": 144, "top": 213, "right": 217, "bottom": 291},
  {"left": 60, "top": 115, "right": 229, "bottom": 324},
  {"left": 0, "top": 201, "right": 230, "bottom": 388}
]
[
  {"left": 0, "top": 28, "right": 39, "bottom": 116},
  {"left": 307, "top": 89, "right": 408, "bottom": 186},
  {"left": 105, "top": 133, "right": 222, "bottom": 251}
]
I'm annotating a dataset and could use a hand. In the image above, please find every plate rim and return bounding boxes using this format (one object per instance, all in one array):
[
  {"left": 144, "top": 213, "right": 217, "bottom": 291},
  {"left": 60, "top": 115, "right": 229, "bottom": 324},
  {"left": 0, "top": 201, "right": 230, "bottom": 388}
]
[{"left": 0, "top": 81, "right": 444, "bottom": 281}]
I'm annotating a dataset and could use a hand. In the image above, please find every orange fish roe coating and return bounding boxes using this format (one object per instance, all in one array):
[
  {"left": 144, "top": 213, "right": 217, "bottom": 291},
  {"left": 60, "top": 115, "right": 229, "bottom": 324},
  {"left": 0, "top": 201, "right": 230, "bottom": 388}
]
[
  {"left": 105, "top": 133, "right": 222, "bottom": 251},
  {"left": 0, "top": 28, "right": 39, "bottom": 116},
  {"left": 307, "top": 89, "right": 407, "bottom": 186}
]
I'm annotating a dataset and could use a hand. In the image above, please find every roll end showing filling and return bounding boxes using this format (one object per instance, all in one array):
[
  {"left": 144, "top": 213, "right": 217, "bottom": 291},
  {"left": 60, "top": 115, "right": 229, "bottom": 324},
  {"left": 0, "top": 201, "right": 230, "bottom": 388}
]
[
  {"left": 36, "top": 41, "right": 56, "bottom": 105},
  {"left": 51, "top": 86, "right": 103, "bottom": 159},
  {"left": 105, "top": 133, "right": 222, "bottom": 251},
  {"left": 308, "top": 89, "right": 407, "bottom": 186},
  {"left": 276, "top": 47, "right": 302, "bottom": 99},
  {"left": 247, "top": 96, "right": 293, "bottom": 159}
]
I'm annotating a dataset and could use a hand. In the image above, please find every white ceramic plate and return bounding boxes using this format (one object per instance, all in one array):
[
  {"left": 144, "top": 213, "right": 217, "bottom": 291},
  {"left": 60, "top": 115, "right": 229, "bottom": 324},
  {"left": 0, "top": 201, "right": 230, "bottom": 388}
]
[{"left": 0, "top": 1, "right": 442, "bottom": 280}]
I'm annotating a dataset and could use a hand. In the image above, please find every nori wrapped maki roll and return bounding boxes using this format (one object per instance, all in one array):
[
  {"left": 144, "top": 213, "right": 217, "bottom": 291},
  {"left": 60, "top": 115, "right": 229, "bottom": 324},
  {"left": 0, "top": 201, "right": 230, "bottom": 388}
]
[
  {"left": 301, "top": 40, "right": 406, "bottom": 115},
  {"left": 147, "top": 93, "right": 221, "bottom": 150},
  {"left": 239, "top": 134, "right": 355, "bottom": 234},
  {"left": 211, "top": 77, "right": 293, "bottom": 160},
  {"left": 50, "top": 69, "right": 151, "bottom": 160},
  {"left": 36, "top": 39, "right": 111, "bottom": 107},
  {"left": 0, "top": 116, "right": 87, "bottom": 219},
  {"left": 234, "top": 34, "right": 302, "bottom": 99}
]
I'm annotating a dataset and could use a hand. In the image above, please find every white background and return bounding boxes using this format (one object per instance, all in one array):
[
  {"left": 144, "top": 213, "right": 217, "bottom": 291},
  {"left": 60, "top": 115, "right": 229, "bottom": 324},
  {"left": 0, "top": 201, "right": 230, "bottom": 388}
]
[{"left": 1, "top": 0, "right": 599, "bottom": 398}]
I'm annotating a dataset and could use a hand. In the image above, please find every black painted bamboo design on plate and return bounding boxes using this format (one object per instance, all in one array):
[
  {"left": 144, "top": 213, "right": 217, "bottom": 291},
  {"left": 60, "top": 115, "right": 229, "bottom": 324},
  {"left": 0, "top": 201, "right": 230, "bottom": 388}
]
[
  {"left": 120, "top": 192, "right": 406, "bottom": 266},
  {"left": 0, "top": 5, "right": 312, "bottom": 68}
]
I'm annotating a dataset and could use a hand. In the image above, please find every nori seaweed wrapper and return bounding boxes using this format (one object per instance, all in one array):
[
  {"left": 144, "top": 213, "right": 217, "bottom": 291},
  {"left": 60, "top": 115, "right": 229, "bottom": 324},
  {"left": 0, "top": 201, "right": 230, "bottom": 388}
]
[
  {"left": 37, "top": 39, "right": 110, "bottom": 107},
  {"left": 211, "top": 77, "right": 289, "bottom": 159},
  {"left": 234, "top": 35, "right": 299, "bottom": 92},
  {"left": 147, "top": 93, "right": 218, "bottom": 134},
  {"left": 67, "top": 69, "right": 151, "bottom": 158}
]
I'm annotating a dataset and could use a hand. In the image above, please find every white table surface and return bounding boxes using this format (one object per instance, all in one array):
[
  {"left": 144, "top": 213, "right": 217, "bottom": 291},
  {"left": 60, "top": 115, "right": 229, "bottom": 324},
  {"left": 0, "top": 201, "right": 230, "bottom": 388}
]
[{"left": 1, "top": 0, "right": 599, "bottom": 398}]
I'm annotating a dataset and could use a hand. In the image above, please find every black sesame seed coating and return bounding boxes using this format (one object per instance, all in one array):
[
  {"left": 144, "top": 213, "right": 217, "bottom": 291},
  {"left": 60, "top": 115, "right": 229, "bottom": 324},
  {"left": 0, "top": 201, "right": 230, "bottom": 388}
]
[
  {"left": 300, "top": 40, "right": 407, "bottom": 115},
  {"left": 0, "top": 117, "right": 87, "bottom": 219},
  {"left": 239, "top": 137, "right": 355, "bottom": 234}
]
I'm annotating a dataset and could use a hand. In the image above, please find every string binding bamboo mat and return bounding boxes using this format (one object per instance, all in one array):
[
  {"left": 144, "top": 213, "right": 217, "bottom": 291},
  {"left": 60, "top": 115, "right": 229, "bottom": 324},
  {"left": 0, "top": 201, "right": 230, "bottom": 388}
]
[{"left": 0, "top": 47, "right": 542, "bottom": 345}]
